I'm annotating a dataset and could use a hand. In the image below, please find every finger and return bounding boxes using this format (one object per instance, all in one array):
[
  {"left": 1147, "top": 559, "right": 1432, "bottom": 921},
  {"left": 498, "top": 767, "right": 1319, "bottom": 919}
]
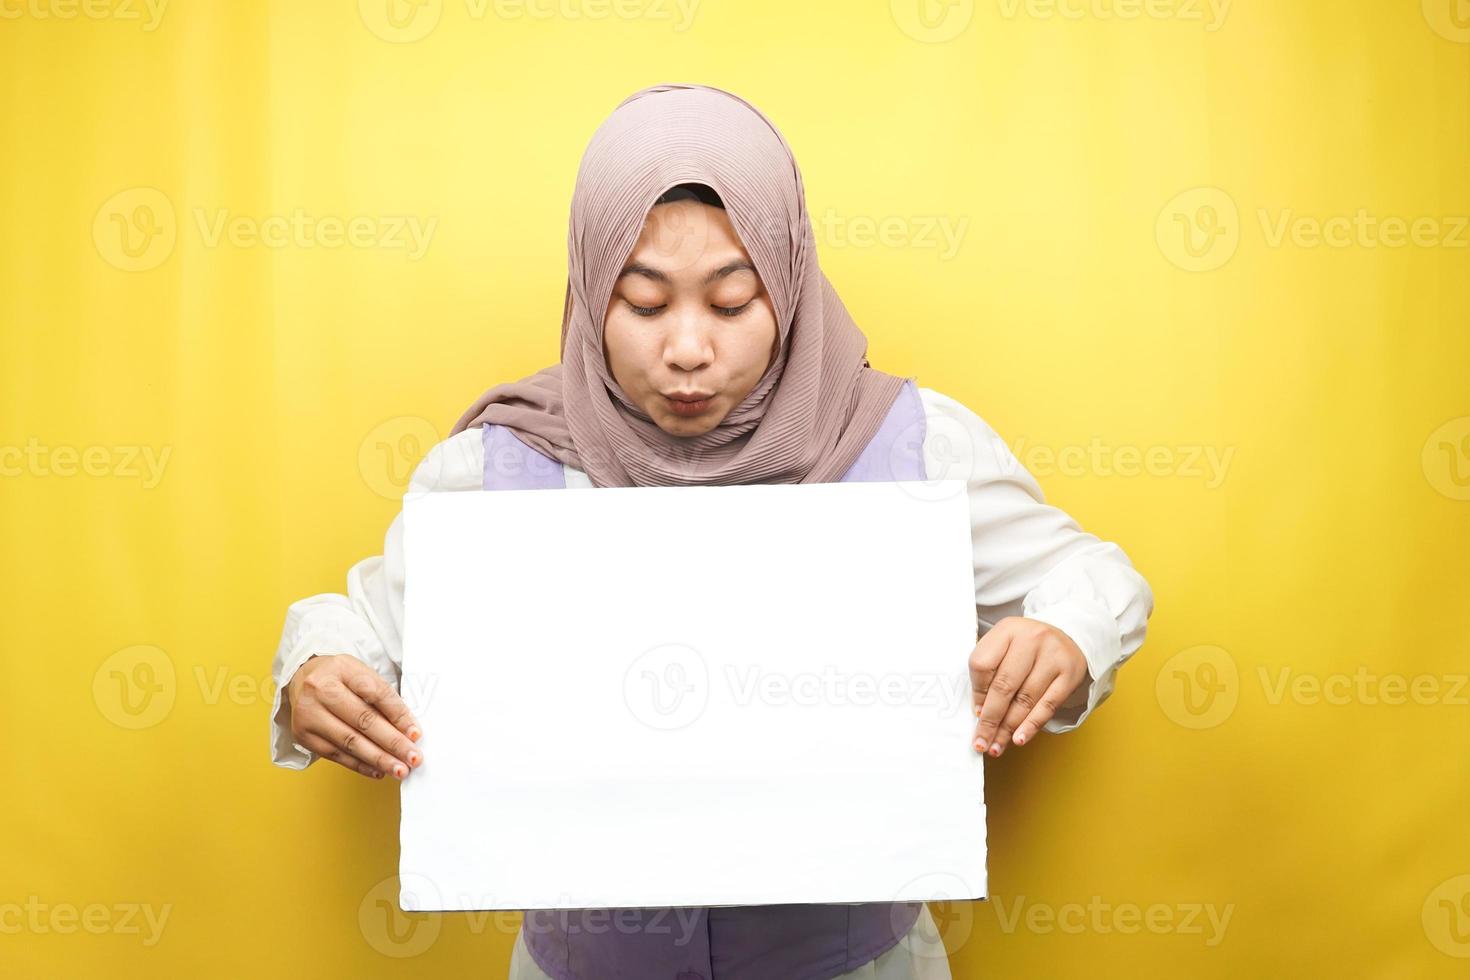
[
  {"left": 320, "top": 685, "right": 421, "bottom": 772},
  {"left": 975, "top": 644, "right": 1037, "bottom": 755},
  {"left": 343, "top": 665, "right": 421, "bottom": 742},
  {"left": 297, "top": 730, "right": 386, "bottom": 780},
  {"left": 308, "top": 712, "right": 413, "bottom": 779},
  {"left": 992, "top": 664, "right": 1061, "bottom": 756},
  {"left": 969, "top": 625, "right": 1012, "bottom": 714},
  {"left": 1012, "top": 674, "right": 1076, "bottom": 749}
]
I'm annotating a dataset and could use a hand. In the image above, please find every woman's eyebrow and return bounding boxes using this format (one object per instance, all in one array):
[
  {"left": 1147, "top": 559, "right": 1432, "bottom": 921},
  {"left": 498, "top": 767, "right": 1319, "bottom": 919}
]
[
  {"left": 617, "top": 260, "right": 757, "bottom": 285},
  {"left": 618, "top": 262, "right": 670, "bottom": 284},
  {"left": 703, "top": 260, "right": 757, "bottom": 285}
]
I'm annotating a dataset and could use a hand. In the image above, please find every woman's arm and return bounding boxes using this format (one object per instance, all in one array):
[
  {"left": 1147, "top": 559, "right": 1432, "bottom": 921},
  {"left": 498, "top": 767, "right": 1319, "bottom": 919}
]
[
  {"left": 917, "top": 387, "right": 1155, "bottom": 740},
  {"left": 267, "top": 427, "right": 485, "bottom": 769}
]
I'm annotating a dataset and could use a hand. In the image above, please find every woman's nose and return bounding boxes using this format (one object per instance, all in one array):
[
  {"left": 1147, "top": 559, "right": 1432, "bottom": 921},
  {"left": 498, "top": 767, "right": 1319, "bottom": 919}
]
[{"left": 664, "top": 310, "right": 714, "bottom": 372}]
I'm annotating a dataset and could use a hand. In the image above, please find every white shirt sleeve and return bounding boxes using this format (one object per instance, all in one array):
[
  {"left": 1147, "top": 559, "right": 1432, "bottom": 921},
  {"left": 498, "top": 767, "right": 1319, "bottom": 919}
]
[
  {"left": 267, "top": 428, "right": 486, "bottom": 769},
  {"left": 918, "top": 387, "right": 1154, "bottom": 733}
]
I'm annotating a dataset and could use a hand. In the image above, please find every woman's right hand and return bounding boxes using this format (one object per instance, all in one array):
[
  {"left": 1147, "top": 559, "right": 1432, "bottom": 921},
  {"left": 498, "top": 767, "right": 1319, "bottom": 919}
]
[{"left": 286, "top": 653, "right": 423, "bottom": 780}]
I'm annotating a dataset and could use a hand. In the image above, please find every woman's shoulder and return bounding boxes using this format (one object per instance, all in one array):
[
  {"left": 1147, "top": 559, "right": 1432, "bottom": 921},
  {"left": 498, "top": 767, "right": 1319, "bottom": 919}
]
[
  {"left": 406, "top": 425, "right": 591, "bottom": 492},
  {"left": 403, "top": 426, "right": 485, "bottom": 497},
  {"left": 914, "top": 385, "right": 1030, "bottom": 487},
  {"left": 915, "top": 385, "right": 1004, "bottom": 441}
]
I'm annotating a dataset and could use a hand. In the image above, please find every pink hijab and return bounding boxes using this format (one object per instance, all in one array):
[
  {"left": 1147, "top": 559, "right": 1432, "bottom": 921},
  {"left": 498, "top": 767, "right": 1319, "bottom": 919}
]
[{"left": 450, "top": 82, "right": 911, "bottom": 488}]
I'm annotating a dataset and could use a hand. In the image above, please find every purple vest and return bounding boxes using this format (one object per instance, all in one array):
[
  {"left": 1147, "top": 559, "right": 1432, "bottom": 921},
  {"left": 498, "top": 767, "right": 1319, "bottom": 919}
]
[{"left": 480, "top": 380, "right": 929, "bottom": 980}]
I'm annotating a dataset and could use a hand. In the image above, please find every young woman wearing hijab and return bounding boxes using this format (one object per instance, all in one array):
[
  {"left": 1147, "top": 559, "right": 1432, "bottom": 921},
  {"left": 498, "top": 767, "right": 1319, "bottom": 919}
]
[{"left": 269, "top": 83, "right": 1154, "bottom": 980}]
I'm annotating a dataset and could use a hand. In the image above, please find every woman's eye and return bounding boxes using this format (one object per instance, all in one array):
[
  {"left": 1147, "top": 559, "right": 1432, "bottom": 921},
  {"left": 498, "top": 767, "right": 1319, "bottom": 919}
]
[{"left": 624, "top": 299, "right": 751, "bottom": 318}]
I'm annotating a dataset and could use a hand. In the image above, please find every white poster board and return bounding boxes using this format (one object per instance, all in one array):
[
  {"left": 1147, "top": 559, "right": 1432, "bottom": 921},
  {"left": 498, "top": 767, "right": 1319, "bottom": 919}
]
[{"left": 398, "top": 480, "right": 986, "bottom": 912}]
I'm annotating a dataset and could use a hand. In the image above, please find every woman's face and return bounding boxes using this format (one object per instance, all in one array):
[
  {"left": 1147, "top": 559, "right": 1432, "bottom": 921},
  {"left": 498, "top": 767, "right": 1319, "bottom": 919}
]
[{"left": 603, "top": 199, "right": 780, "bottom": 438}]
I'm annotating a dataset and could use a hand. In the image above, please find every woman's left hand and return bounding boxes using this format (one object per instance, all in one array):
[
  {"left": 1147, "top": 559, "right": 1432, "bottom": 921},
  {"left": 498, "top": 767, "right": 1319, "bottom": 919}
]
[{"left": 970, "top": 617, "right": 1089, "bottom": 757}]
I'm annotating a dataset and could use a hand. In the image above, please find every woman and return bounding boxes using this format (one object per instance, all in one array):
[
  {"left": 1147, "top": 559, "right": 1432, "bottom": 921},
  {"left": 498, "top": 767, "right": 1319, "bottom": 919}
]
[{"left": 269, "top": 83, "right": 1154, "bottom": 980}]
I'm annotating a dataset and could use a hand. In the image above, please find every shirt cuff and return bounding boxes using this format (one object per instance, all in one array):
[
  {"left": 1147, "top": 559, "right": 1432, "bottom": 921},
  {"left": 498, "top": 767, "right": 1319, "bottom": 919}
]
[
  {"left": 269, "top": 628, "right": 363, "bottom": 770},
  {"left": 1021, "top": 596, "right": 1124, "bottom": 734}
]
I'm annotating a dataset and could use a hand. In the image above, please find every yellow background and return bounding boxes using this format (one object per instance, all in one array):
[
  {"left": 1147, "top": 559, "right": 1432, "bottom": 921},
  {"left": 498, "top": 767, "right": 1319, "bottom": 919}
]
[{"left": 2, "top": 0, "right": 1468, "bottom": 976}]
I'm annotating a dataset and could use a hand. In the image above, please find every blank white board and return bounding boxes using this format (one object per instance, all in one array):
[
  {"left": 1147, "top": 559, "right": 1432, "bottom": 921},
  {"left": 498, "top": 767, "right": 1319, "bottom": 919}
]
[{"left": 398, "top": 480, "right": 986, "bottom": 911}]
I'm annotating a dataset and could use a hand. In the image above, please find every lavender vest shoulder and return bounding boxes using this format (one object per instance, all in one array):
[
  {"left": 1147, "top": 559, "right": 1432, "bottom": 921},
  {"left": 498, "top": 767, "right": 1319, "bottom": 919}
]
[{"left": 479, "top": 380, "right": 929, "bottom": 980}]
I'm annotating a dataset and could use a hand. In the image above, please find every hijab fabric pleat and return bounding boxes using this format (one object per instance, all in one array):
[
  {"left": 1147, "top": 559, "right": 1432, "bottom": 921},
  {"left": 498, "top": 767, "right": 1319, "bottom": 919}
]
[{"left": 450, "top": 83, "right": 910, "bottom": 488}]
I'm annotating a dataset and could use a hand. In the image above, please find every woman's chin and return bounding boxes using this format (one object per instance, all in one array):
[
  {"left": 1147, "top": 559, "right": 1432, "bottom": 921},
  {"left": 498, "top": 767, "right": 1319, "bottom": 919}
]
[
  {"left": 657, "top": 418, "right": 715, "bottom": 438},
  {"left": 652, "top": 405, "right": 723, "bottom": 438}
]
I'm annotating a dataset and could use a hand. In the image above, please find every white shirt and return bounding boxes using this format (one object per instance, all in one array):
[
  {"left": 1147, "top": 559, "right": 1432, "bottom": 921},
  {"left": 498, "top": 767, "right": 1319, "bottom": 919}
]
[{"left": 268, "top": 387, "right": 1155, "bottom": 769}]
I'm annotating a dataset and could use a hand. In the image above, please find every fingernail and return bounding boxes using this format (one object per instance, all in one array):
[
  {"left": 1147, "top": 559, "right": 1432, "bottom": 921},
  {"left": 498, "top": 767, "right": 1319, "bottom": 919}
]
[
  {"left": 408, "top": 751, "right": 422, "bottom": 767},
  {"left": 989, "top": 745, "right": 1001, "bottom": 757},
  {"left": 408, "top": 726, "right": 422, "bottom": 742},
  {"left": 393, "top": 763, "right": 407, "bottom": 779},
  {"left": 1014, "top": 732, "right": 1026, "bottom": 745},
  {"left": 974, "top": 739, "right": 987, "bottom": 751},
  {"left": 972, "top": 705, "right": 981, "bottom": 716}
]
